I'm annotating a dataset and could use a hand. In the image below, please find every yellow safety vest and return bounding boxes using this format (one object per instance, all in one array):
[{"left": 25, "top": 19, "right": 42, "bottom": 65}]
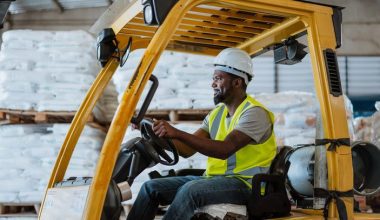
[{"left": 206, "top": 95, "right": 276, "bottom": 186}]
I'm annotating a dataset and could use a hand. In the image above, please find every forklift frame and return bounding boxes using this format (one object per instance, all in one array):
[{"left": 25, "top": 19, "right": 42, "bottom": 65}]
[{"left": 39, "top": 0, "right": 380, "bottom": 219}]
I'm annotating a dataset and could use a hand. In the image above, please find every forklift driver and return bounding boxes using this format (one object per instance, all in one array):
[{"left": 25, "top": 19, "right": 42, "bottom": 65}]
[{"left": 127, "top": 48, "right": 277, "bottom": 220}]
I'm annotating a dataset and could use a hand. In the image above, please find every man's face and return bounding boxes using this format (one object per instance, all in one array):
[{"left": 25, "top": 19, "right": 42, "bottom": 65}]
[{"left": 212, "top": 70, "right": 233, "bottom": 105}]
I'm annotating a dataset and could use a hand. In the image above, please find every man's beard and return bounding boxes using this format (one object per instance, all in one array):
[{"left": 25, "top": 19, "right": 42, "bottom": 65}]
[{"left": 213, "top": 93, "right": 225, "bottom": 105}]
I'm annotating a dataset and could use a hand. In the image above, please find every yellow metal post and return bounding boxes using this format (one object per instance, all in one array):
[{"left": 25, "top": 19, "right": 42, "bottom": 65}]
[{"left": 306, "top": 11, "right": 354, "bottom": 219}]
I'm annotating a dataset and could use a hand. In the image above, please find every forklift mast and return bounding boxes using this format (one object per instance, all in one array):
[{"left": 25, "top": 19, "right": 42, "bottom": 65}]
[{"left": 38, "top": 0, "right": 380, "bottom": 219}]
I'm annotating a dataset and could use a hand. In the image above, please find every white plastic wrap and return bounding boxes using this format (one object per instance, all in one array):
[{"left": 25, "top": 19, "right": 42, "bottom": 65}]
[
  {"left": 170, "top": 66, "right": 213, "bottom": 81},
  {"left": 371, "top": 110, "right": 380, "bottom": 147},
  {"left": 154, "top": 98, "right": 193, "bottom": 110},
  {"left": 1, "top": 39, "right": 37, "bottom": 50},
  {"left": 122, "top": 126, "right": 142, "bottom": 143},
  {"left": 186, "top": 54, "right": 214, "bottom": 68},
  {"left": 0, "top": 70, "right": 54, "bottom": 83},
  {"left": 36, "top": 101, "right": 81, "bottom": 111},
  {"left": 112, "top": 50, "right": 217, "bottom": 110},
  {"left": 18, "top": 191, "right": 44, "bottom": 203},
  {"left": 0, "top": 29, "right": 118, "bottom": 122},
  {"left": 193, "top": 99, "right": 214, "bottom": 109},
  {"left": 2, "top": 30, "right": 54, "bottom": 41},
  {"left": 253, "top": 92, "right": 319, "bottom": 147},
  {"left": 52, "top": 30, "right": 95, "bottom": 42},
  {"left": 344, "top": 95, "right": 356, "bottom": 140},
  {"left": 0, "top": 124, "right": 106, "bottom": 204},
  {"left": 0, "top": 179, "right": 39, "bottom": 192},
  {"left": 0, "top": 50, "right": 49, "bottom": 61},
  {"left": 0, "top": 59, "right": 35, "bottom": 70},
  {"left": 0, "top": 192, "right": 19, "bottom": 203},
  {"left": 354, "top": 116, "right": 372, "bottom": 142},
  {"left": 0, "top": 169, "right": 23, "bottom": 178}
]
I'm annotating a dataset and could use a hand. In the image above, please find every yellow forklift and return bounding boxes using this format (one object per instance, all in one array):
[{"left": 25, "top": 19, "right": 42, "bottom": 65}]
[{"left": 38, "top": 0, "right": 380, "bottom": 219}]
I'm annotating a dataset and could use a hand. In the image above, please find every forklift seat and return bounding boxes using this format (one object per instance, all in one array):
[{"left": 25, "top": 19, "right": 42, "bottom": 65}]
[{"left": 149, "top": 146, "right": 293, "bottom": 219}]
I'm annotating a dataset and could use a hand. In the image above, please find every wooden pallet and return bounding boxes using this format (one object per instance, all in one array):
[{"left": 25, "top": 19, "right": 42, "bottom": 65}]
[
  {"left": 144, "top": 109, "right": 210, "bottom": 122},
  {"left": 0, "top": 109, "right": 95, "bottom": 125},
  {"left": 0, "top": 108, "right": 210, "bottom": 125},
  {"left": 0, "top": 203, "right": 40, "bottom": 217}
]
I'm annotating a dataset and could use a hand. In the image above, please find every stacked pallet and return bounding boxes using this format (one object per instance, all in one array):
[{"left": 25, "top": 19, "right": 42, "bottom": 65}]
[
  {"left": 0, "top": 109, "right": 98, "bottom": 125},
  {"left": 113, "top": 49, "right": 214, "bottom": 110},
  {"left": 0, "top": 29, "right": 118, "bottom": 123},
  {"left": 255, "top": 92, "right": 355, "bottom": 146},
  {"left": 0, "top": 124, "right": 106, "bottom": 218},
  {"left": 254, "top": 91, "right": 317, "bottom": 146},
  {"left": 0, "top": 30, "right": 115, "bottom": 218}
]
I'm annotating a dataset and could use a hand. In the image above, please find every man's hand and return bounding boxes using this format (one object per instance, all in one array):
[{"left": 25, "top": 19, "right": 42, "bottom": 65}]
[{"left": 152, "top": 119, "right": 178, "bottom": 138}]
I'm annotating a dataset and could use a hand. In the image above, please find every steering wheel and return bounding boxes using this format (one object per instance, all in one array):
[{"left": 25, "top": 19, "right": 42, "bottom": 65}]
[{"left": 140, "top": 118, "right": 179, "bottom": 166}]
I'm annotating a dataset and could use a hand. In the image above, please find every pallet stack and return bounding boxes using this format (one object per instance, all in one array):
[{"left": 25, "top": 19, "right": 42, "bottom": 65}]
[{"left": 0, "top": 29, "right": 118, "bottom": 218}]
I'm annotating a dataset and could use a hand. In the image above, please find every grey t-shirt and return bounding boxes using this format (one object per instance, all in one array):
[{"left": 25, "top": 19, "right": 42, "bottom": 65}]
[{"left": 201, "top": 106, "right": 273, "bottom": 144}]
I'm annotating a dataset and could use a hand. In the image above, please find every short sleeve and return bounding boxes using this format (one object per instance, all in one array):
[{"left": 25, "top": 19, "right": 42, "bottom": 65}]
[
  {"left": 201, "top": 113, "right": 210, "bottom": 133},
  {"left": 234, "top": 107, "right": 273, "bottom": 144}
]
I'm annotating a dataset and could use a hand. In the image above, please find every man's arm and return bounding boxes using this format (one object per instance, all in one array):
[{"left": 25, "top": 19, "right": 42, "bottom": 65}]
[
  {"left": 172, "top": 128, "right": 209, "bottom": 158},
  {"left": 153, "top": 120, "right": 252, "bottom": 160}
]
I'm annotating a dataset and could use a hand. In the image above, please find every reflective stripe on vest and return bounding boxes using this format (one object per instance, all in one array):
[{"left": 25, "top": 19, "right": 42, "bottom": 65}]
[
  {"left": 210, "top": 105, "right": 225, "bottom": 139},
  {"left": 206, "top": 95, "right": 277, "bottom": 183}
]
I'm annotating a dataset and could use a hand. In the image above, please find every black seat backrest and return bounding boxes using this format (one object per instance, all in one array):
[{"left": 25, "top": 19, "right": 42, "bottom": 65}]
[{"left": 248, "top": 146, "right": 293, "bottom": 219}]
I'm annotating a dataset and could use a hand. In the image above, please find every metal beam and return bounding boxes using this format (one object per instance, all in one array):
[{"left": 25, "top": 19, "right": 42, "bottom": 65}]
[
  {"left": 2, "top": 12, "right": 12, "bottom": 29},
  {"left": 89, "top": 0, "right": 140, "bottom": 35},
  {"left": 238, "top": 17, "right": 307, "bottom": 56}
]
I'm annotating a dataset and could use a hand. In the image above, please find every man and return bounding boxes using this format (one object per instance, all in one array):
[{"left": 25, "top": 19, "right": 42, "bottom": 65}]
[{"left": 127, "top": 48, "right": 277, "bottom": 220}]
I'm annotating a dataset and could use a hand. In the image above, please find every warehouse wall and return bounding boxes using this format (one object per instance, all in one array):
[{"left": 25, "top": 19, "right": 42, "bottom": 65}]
[{"left": 303, "top": 0, "right": 380, "bottom": 55}]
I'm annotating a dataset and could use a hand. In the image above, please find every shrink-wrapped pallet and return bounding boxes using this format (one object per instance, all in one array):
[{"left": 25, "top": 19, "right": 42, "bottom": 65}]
[
  {"left": 0, "top": 124, "right": 105, "bottom": 203},
  {"left": 254, "top": 91, "right": 317, "bottom": 146},
  {"left": 354, "top": 116, "right": 372, "bottom": 142},
  {"left": 371, "top": 102, "right": 380, "bottom": 147},
  {"left": 0, "top": 30, "right": 118, "bottom": 122}
]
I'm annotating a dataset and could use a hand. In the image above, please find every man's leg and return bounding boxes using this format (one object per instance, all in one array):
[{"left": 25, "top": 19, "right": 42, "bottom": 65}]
[
  {"left": 126, "top": 175, "right": 203, "bottom": 220},
  {"left": 163, "top": 176, "right": 250, "bottom": 220}
]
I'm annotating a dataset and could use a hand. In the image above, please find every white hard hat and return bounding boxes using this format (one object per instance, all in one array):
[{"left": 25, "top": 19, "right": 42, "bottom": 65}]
[{"left": 213, "top": 48, "right": 254, "bottom": 84}]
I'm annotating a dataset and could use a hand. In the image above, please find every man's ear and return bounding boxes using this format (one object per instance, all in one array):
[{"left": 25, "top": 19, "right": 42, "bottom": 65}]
[{"left": 233, "top": 78, "right": 243, "bottom": 88}]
